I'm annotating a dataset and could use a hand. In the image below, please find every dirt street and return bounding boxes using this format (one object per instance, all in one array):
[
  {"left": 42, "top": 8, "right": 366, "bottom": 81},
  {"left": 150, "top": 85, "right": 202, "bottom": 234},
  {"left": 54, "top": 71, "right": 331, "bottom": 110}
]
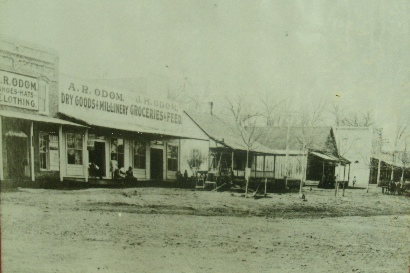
[{"left": 1, "top": 186, "right": 410, "bottom": 273}]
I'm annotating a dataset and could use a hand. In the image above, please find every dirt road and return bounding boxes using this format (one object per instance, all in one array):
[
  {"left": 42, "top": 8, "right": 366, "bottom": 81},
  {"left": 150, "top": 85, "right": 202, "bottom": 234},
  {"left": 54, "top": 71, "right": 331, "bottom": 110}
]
[{"left": 1, "top": 186, "right": 410, "bottom": 273}]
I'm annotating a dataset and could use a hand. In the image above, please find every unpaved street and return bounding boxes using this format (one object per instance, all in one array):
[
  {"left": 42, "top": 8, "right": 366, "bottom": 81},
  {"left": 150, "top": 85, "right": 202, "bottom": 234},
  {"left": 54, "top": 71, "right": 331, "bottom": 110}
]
[{"left": 1, "top": 186, "right": 410, "bottom": 273}]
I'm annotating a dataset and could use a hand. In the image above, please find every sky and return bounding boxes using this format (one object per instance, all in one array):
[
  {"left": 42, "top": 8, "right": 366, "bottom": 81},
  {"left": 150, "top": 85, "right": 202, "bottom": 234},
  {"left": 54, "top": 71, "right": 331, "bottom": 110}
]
[{"left": 0, "top": 0, "right": 409, "bottom": 147}]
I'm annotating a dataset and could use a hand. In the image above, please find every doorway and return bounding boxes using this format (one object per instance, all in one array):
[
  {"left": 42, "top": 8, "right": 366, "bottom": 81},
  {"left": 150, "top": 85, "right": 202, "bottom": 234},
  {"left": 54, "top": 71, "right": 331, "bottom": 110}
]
[
  {"left": 150, "top": 148, "right": 163, "bottom": 180},
  {"left": 6, "top": 137, "right": 29, "bottom": 179},
  {"left": 88, "top": 142, "right": 106, "bottom": 178}
]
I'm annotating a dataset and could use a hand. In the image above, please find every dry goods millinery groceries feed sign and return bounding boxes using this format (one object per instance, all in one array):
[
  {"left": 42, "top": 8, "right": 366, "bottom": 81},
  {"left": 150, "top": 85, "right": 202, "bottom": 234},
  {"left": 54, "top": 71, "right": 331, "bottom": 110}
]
[
  {"left": 0, "top": 70, "right": 39, "bottom": 110},
  {"left": 59, "top": 75, "right": 183, "bottom": 132}
]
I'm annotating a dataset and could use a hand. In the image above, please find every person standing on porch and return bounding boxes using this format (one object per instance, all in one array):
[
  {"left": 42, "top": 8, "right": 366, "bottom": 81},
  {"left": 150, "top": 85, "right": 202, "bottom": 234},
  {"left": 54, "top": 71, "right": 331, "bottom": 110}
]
[{"left": 110, "top": 155, "right": 118, "bottom": 179}]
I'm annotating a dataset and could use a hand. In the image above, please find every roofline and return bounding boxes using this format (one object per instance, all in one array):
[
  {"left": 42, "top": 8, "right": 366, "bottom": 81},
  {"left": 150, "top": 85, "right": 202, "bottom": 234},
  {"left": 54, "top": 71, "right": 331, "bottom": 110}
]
[{"left": 184, "top": 111, "right": 213, "bottom": 140}]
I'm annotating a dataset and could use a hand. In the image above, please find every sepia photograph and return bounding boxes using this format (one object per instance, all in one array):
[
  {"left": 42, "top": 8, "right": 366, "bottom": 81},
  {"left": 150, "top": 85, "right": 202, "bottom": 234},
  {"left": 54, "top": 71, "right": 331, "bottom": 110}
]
[{"left": 0, "top": 1, "right": 409, "bottom": 272}]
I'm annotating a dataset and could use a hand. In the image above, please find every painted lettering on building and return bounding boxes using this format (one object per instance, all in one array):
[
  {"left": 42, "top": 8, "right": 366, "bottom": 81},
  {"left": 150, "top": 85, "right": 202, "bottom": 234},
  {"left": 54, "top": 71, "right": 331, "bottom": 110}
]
[
  {"left": 0, "top": 70, "right": 38, "bottom": 110},
  {"left": 59, "top": 76, "right": 183, "bottom": 132}
]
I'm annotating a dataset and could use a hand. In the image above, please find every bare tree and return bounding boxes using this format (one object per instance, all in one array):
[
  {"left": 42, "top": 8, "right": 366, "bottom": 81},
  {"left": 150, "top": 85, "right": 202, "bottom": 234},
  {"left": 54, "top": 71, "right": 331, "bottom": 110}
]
[
  {"left": 296, "top": 100, "right": 327, "bottom": 127},
  {"left": 328, "top": 102, "right": 346, "bottom": 127},
  {"left": 259, "top": 93, "right": 285, "bottom": 126},
  {"left": 341, "top": 110, "right": 374, "bottom": 127},
  {"left": 226, "top": 93, "right": 262, "bottom": 198},
  {"left": 400, "top": 138, "right": 409, "bottom": 182}
]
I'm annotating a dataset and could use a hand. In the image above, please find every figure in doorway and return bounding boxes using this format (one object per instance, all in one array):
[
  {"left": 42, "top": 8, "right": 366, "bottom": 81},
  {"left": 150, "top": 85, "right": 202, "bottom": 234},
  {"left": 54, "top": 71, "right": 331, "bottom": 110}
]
[
  {"left": 110, "top": 155, "right": 118, "bottom": 179},
  {"left": 89, "top": 162, "right": 102, "bottom": 179}
]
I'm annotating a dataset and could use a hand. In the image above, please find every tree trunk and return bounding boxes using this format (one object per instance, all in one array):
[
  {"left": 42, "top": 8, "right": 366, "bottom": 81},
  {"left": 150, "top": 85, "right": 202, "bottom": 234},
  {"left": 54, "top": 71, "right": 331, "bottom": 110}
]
[
  {"left": 401, "top": 168, "right": 405, "bottom": 182},
  {"left": 245, "top": 149, "right": 249, "bottom": 198}
]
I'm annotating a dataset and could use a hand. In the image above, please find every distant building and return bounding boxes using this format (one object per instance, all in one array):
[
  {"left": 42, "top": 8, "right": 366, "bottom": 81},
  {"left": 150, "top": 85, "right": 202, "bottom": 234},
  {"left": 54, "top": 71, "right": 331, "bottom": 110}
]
[
  {"left": 252, "top": 126, "right": 346, "bottom": 187},
  {"left": 334, "top": 127, "right": 374, "bottom": 187}
]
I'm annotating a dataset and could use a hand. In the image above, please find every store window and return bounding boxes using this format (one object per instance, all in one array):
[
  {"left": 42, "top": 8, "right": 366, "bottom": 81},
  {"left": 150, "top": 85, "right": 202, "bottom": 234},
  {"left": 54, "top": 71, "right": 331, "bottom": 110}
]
[
  {"left": 111, "top": 138, "right": 124, "bottom": 168},
  {"left": 39, "top": 133, "right": 59, "bottom": 170},
  {"left": 167, "top": 145, "right": 178, "bottom": 171},
  {"left": 67, "top": 133, "right": 83, "bottom": 165},
  {"left": 190, "top": 149, "right": 201, "bottom": 168},
  {"left": 133, "top": 140, "right": 146, "bottom": 169}
]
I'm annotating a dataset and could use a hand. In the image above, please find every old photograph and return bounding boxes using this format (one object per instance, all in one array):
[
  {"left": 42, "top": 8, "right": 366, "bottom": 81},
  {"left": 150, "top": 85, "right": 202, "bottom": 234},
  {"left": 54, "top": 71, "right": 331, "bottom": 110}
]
[{"left": 0, "top": 1, "right": 409, "bottom": 272}]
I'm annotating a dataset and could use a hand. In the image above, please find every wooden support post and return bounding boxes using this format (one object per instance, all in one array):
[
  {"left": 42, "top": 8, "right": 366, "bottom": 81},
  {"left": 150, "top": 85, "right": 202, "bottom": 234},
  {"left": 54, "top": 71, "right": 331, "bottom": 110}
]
[
  {"left": 254, "top": 154, "right": 257, "bottom": 178},
  {"left": 0, "top": 117, "right": 3, "bottom": 181},
  {"left": 83, "top": 128, "right": 89, "bottom": 182},
  {"left": 322, "top": 161, "right": 325, "bottom": 180},
  {"left": 343, "top": 165, "right": 346, "bottom": 182},
  {"left": 273, "top": 155, "right": 276, "bottom": 180},
  {"left": 231, "top": 150, "right": 234, "bottom": 171},
  {"left": 30, "top": 121, "right": 35, "bottom": 182},
  {"left": 377, "top": 158, "right": 381, "bottom": 185},
  {"left": 59, "top": 125, "right": 64, "bottom": 182}
]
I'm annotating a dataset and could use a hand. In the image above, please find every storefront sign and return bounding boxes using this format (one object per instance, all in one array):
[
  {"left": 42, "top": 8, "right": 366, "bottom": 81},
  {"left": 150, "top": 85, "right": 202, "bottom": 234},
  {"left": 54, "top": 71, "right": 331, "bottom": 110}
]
[
  {"left": 0, "top": 70, "right": 38, "bottom": 110},
  {"left": 59, "top": 75, "right": 183, "bottom": 133}
]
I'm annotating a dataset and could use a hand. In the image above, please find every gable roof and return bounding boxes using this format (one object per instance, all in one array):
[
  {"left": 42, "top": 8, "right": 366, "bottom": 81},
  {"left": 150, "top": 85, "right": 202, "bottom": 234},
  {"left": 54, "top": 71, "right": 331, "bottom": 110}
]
[
  {"left": 186, "top": 111, "right": 285, "bottom": 154},
  {"left": 251, "top": 126, "right": 338, "bottom": 156}
]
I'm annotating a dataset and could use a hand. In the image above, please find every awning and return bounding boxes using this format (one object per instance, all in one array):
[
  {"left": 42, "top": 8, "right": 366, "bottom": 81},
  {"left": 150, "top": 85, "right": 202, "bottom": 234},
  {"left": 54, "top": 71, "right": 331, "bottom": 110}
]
[
  {"left": 0, "top": 110, "right": 86, "bottom": 127},
  {"left": 5, "top": 130, "right": 28, "bottom": 138},
  {"left": 310, "top": 151, "right": 339, "bottom": 162},
  {"left": 62, "top": 114, "right": 208, "bottom": 140}
]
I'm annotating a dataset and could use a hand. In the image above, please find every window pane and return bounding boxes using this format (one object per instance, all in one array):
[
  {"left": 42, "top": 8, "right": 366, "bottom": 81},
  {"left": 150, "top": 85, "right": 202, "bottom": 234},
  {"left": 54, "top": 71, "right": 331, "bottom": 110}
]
[
  {"left": 67, "top": 150, "right": 75, "bottom": 164},
  {"left": 118, "top": 156, "right": 124, "bottom": 169},
  {"left": 111, "top": 139, "right": 118, "bottom": 153},
  {"left": 74, "top": 150, "right": 82, "bottom": 165},
  {"left": 67, "top": 134, "right": 75, "bottom": 148},
  {"left": 118, "top": 143, "right": 124, "bottom": 154},
  {"left": 168, "top": 145, "right": 178, "bottom": 159},
  {"left": 75, "top": 134, "right": 82, "bottom": 149},
  {"left": 40, "top": 153, "right": 47, "bottom": 169}
]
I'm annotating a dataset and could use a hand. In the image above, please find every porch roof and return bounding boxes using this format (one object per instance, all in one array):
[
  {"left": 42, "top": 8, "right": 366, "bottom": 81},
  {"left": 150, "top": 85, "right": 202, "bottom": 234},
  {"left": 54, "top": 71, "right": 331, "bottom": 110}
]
[
  {"left": 0, "top": 110, "right": 86, "bottom": 127},
  {"left": 61, "top": 113, "right": 208, "bottom": 140},
  {"left": 310, "top": 151, "right": 339, "bottom": 162},
  {"left": 186, "top": 111, "right": 286, "bottom": 154}
]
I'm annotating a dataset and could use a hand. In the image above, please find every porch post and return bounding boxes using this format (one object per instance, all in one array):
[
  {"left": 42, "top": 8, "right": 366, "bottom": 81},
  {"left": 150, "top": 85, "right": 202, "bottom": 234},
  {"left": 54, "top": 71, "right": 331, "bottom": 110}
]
[
  {"left": 30, "top": 121, "right": 35, "bottom": 181},
  {"left": 263, "top": 155, "right": 266, "bottom": 177},
  {"left": 83, "top": 128, "right": 89, "bottom": 182},
  {"left": 273, "top": 155, "right": 276, "bottom": 179},
  {"left": 59, "top": 125, "right": 64, "bottom": 182},
  {"left": 376, "top": 158, "right": 381, "bottom": 185},
  {"left": 322, "top": 161, "right": 325, "bottom": 181},
  {"left": 231, "top": 150, "right": 234, "bottom": 171},
  {"left": 0, "top": 117, "right": 3, "bottom": 181},
  {"left": 347, "top": 163, "right": 351, "bottom": 183},
  {"left": 254, "top": 154, "right": 257, "bottom": 178}
]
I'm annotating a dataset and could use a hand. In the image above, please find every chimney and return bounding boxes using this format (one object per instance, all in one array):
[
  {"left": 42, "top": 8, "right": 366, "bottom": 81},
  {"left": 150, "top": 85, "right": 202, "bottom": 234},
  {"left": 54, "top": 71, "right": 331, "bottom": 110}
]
[{"left": 208, "top": 101, "right": 213, "bottom": 115}]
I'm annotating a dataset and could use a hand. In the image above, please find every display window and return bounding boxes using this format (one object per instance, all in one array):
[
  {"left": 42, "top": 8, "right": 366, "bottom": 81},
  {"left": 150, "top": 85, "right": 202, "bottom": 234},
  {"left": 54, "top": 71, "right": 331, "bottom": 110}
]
[
  {"left": 167, "top": 145, "right": 178, "bottom": 171},
  {"left": 110, "top": 138, "right": 124, "bottom": 169},
  {"left": 133, "top": 140, "right": 146, "bottom": 169},
  {"left": 39, "top": 132, "right": 59, "bottom": 170},
  {"left": 67, "top": 133, "right": 83, "bottom": 165}
]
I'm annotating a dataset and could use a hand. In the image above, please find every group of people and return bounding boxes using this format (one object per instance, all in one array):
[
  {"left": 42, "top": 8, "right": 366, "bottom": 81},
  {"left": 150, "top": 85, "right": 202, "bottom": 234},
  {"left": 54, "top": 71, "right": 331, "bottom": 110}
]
[
  {"left": 88, "top": 155, "right": 137, "bottom": 182},
  {"left": 110, "top": 155, "right": 137, "bottom": 181}
]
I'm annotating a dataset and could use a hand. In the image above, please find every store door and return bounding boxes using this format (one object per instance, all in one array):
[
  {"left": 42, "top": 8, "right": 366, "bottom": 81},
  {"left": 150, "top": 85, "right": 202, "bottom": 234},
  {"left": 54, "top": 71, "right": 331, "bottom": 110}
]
[
  {"left": 150, "top": 148, "right": 163, "bottom": 180},
  {"left": 6, "top": 137, "right": 28, "bottom": 179},
  {"left": 88, "top": 142, "right": 106, "bottom": 178}
]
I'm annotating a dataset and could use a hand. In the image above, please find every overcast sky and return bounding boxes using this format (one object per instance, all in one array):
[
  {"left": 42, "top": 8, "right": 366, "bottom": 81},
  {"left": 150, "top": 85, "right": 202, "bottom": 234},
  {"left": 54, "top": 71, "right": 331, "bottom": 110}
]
[{"left": 0, "top": 0, "right": 409, "bottom": 146}]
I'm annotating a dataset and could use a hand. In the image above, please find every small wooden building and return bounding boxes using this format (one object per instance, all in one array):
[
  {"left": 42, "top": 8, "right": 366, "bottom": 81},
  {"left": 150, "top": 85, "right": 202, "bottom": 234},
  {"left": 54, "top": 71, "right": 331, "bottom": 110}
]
[{"left": 252, "top": 126, "right": 347, "bottom": 187}]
